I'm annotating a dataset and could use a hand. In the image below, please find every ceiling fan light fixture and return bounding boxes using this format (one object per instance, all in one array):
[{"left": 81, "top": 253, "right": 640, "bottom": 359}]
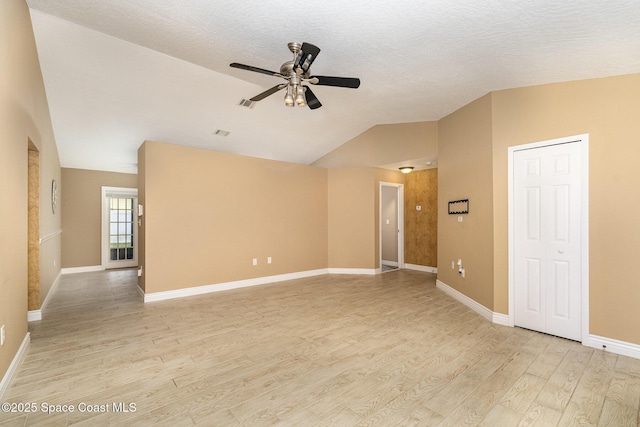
[
  {"left": 399, "top": 166, "right": 414, "bottom": 174},
  {"left": 295, "top": 86, "right": 306, "bottom": 106},
  {"left": 284, "top": 85, "right": 294, "bottom": 106}
]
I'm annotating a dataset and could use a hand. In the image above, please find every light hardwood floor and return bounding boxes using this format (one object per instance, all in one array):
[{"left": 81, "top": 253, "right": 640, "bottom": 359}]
[{"left": 1, "top": 269, "right": 639, "bottom": 426}]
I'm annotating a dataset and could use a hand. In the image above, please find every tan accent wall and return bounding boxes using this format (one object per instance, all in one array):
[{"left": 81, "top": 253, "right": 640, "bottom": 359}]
[
  {"left": 491, "top": 74, "right": 640, "bottom": 345},
  {"left": 405, "top": 169, "right": 438, "bottom": 268},
  {"left": 0, "top": 0, "right": 61, "bottom": 382},
  {"left": 313, "top": 121, "right": 438, "bottom": 168},
  {"left": 28, "top": 146, "right": 40, "bottom": 310},
  {"left": 438, "top": 94, "right": 495, "bottom": 309},
  {"left": 61, "top": 168, "right": 138, "bottom": 268},
  {"left": 138, "top": 141, "right": 328, "bottom": 294}
]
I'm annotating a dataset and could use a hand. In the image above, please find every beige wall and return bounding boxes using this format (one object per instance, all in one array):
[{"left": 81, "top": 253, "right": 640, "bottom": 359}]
[
  {"left": 313, "top": 121, "right": 438, "bottom": 168},
  {"left": 438, "top": 94, "right": 495, "bottom": 309},
  {"left": 326, "top": 167, "right": 405, "bottom": 270},
  {"left": 1, "top": 0, "right": 61, "bottom": 383},
  {"left": 61, "top": 168, "right": 138, "bottom": 268},
  {"left": 405, "top": 169, "right": 438, "bottom": 267},
  {"left": 139, "top": 141, "right": 328, "bottom": 293},
  {"left": 491, "top": 74, "right": 640, "bottom": 345},
  {"left": 327, "top": 168, "right": 376, "bottom": 269}
]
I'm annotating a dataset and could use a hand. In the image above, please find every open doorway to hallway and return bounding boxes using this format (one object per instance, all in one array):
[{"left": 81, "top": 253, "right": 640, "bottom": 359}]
[{"left": 380, "top": 182, "right": 404, "bottom": 272}]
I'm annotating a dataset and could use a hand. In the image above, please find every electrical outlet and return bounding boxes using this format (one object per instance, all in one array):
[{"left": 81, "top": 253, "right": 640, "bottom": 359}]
[
  {"left": 451, "top": 261, "right": 455, "bottom": 269},
  {"left": 267, "top": 257, "right": 272, "bottom": 264},
  {"left": 1, "top": 325, "right": 5, "bottom": 346},
  {"left": 252, "top": 258, "right": 258, "bottom": 266}
]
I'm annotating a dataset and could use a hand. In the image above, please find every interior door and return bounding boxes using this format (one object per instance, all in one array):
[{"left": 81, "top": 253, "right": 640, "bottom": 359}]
[{"left": 514, "top": 142, "right": 582, "bottom": 341}]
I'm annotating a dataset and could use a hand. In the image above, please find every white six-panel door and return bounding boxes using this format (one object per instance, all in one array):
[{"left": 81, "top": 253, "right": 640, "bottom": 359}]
[{"left": 514, "top": 142, "right": 583, "bottom": 341}]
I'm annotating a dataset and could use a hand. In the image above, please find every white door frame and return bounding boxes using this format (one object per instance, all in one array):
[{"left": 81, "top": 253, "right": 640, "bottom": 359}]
[
  {"left": 508, "top": 134, "right": 589, "bottom": 342},
  {"left": 102, "top": 186, "right": 139, "bottom": 269},
  {"left": 379, "top": 182, "right": 405, "bottom": 272}
]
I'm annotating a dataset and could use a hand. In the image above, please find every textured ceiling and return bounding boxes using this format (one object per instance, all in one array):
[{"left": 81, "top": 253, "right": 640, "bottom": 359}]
[{"left": 26, "top": 0, "right": 640, "bottom": 173}]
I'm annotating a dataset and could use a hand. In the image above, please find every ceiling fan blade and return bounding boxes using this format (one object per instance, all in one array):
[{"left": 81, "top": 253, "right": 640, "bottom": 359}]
[
  {"left": 310, "top": 75, "right": 360, "bottom": 89},
  {"left": 230, "top": 62, "right": 283, "bottom": 78},
  {"left": 304, "top": 86, "right": 322, "bottom": 110},
  {"left": 250, "top": 84, "right": 287, "bottom": 102},
  {"left": 294, "top": 43, "right": 321, "bottom": 74}
]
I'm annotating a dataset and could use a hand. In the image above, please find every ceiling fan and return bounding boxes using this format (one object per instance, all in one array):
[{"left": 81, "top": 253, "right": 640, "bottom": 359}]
[{"left": 230, "top": 42, "right": 360, "bottom": 110}]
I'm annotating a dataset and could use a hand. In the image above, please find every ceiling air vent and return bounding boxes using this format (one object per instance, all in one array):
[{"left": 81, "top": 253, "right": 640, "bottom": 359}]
[
  {"left": 238, "top": 98, "right": 255, "bottom": 108},
  {"left": 213, "top": 129, "right": 230, "bottom": 137}
]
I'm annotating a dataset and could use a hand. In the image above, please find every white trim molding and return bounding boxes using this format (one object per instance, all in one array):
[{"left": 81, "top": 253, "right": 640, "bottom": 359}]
[
  {"left": 436, "top": 280, "right": 493, "bottom": 322},
  {"left": 28, "top": 270, "right": 62, "bottom": 322},
  {"left": 405, "top": 264, "right": 437, "bottom": 274},
  {"left": 437, "top": 280, "right": 640, "bottom": 360},
  {"left": 144, "top": 269, "right": 330, "bottom": 303},
  {"left": 327, "top": 268, "right": 377, "bottom": 275},
  {"left": 61, "top": 265, "right": 104, "bottom": 275},
  {"left": 27, "top": 310, "right": 41, "bottom": 322},
  {"left": 587, "top": 335, "right": 640, "bottom": 360},
  {"left": 39, "top": 229, "right": 62, "bottom": 244},
  {"left": 493, "top": 312, "right": 510, "bottom": 326},
  {"left": 0, "top": 333, "right": 30, "bottom": 401}
]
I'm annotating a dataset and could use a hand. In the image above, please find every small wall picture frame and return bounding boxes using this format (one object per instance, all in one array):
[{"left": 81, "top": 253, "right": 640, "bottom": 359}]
[{"left": 448, "top": 199, "right": 469, "bottom": 214}]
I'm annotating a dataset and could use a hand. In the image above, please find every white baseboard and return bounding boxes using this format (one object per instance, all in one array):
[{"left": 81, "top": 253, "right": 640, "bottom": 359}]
[
  {"left": 144, "top": 268, "right": 330, "bottom": 303},
  {"left": 0, "top": 333, "right": 30, "bottom": 401},
  {"left": 381, "top": 260, "right": 398, "bottom": 267},
  {"left": 28, "top": 270, "right": 63, "bottom": 322},
  {"left": 436, "top": 279, "right": 493, "bottom": 322},
  {"left": 587, "top": 334, "right": 640, "bottom": 360},
  {"left": 136, "top": 284, "right": 145, "bottom": 300},
  {"left": 405, "top": 264, "right": 437, "bottom": 274},
  {"left": 493, "top": 312, "right": 510, "bottom": 326},
  {"left": 436, "top": 281, "right": 640, "bottom": 360},
  {"left": 61, "top": 265, "right": 104, "bottom": 274},
  {"left": 27, "top": 310, "right": 41, "bottom": 322},
  {"left": 327, "top": 268, "right": 377, "bottom": 275}
]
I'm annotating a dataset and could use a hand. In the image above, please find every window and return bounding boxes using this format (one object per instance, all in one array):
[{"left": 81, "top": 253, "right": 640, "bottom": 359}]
[{"left": 109, "top": 197, "right": 135, "bottom": 261}]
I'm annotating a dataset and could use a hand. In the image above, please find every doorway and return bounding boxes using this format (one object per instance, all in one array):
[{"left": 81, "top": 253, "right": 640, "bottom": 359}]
[
  {"left": 380, "top": 182, "right": 404, "bottom": 272},
  {"left": 102, "top": 186, "right": 138, "bottom": 269},
  {"left": 508, "top": 134, "right": 589, "bottom": 342}
]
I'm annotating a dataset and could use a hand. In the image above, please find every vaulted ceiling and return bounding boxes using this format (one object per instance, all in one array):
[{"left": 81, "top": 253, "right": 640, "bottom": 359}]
[{"left": 26, "top": 0, "right": 640, "bottom": 174}]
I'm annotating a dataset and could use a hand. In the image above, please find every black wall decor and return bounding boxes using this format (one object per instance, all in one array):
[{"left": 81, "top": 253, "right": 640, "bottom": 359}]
[{"left": 448, "top": 199, "right": 469, "bottom": 214}]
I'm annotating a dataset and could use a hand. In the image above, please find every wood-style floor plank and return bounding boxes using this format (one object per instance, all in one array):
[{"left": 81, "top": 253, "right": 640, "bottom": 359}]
[{"left": 1, "top": 269, "right": 640, "bottom": 426}]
